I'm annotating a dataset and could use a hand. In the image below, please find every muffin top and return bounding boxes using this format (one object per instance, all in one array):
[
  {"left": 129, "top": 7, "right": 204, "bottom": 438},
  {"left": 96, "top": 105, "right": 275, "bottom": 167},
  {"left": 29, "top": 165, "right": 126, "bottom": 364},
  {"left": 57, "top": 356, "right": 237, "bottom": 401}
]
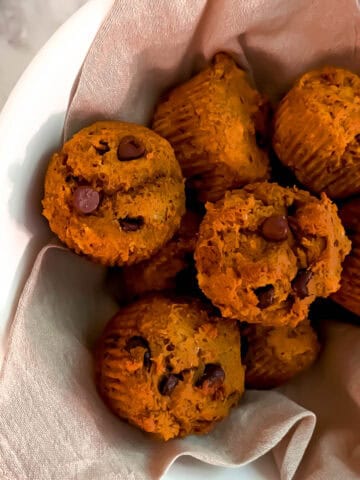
[
  {"left": 273, "top": 66, "right": 360, "bottom": 198},
  {"left": 96, "top": 294, "right": 245, "bottom": 441},
  {"left": 152, "top": 53, "right": 270, "bottom": 202},
  {"left": 42, "top": 121, "right": 185, "bottom": 266},
  {"left": 195, "top": 182, "right": 351, "bottom": 327}
]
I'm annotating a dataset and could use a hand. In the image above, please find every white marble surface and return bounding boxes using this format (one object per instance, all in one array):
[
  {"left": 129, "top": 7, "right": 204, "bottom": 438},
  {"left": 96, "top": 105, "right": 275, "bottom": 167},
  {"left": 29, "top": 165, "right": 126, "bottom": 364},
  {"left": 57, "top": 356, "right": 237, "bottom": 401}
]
[{"left": 0, "top": 0, "right": 87, "bottom": 108}]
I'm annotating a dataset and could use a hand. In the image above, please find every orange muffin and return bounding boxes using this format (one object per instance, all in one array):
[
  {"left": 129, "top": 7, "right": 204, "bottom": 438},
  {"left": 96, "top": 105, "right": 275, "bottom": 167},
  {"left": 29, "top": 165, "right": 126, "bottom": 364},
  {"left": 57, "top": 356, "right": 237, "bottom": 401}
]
[
  {"left": 241, "top": 320, "right": 320, "bottom": 389},
  {"left": 42, "top": 121, "right": 185, "bottom": 266},
  {"left": 95, "top": 295, "right": 245, "bottom": 441},
  {"left": 332, "top": 199, "right": 360, "bottom": 317},
  {"left": 109, "top": 210, "right": 201, "bottom": 302},
  {"left": 152, "top": 53, "right": 270, "bottom": 203},
  {"left": 273, "top": 66, "right": 360, "bottom": 198},
  {"left": 195, "top": 182, "right": 351, "bottom": 327}
]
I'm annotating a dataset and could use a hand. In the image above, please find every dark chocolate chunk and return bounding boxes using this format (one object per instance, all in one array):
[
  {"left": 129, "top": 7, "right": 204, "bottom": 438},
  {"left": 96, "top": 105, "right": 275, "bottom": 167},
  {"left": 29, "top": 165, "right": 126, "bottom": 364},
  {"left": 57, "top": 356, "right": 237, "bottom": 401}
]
[
  {"left": 255, "top": 285, "right": 275, "bottom": 309},
  {"left": 292, "top": 269, "right": 313, "bottom": 299},
  {"left": 261, "top": 215, "right": 289, "bottom": 241},
  {"left": 158, "top": 374, "right": 179, "bottom": 395},
  {"left": 119, "top": 216, "right": 144, "bottom": 232},
  {"left": 196, "top": 363, "right": 225, "bottom": 388},
  {"left": 117, "top": 136, "right": 146, "bottom": 160},
  {"left": 73, "top": 186, "right": 100, "bottom": 214}
]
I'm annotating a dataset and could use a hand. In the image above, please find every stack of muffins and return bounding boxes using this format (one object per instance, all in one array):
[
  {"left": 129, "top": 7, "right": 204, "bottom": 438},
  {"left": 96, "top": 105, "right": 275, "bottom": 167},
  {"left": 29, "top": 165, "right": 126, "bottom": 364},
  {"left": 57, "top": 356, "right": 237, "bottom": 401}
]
[{"left": 42, "top": 53, "right": 360, "bottom": 442}]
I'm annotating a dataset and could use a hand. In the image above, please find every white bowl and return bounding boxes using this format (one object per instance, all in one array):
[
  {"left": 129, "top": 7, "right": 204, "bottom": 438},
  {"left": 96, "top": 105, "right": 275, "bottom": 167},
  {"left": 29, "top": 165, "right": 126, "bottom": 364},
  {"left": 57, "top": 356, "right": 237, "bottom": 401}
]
[{"left": 0, "top": 1, "right": 278, "bottom": 478}]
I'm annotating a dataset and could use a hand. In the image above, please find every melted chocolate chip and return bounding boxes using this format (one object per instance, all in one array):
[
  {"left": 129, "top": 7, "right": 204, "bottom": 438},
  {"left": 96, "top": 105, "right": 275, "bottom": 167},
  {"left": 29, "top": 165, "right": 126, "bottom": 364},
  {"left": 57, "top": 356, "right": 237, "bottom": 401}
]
[
  {"left": 119, "top": 216, "right": 144, "bottom": 232},
  {"left": 255, "top": 285, "right": 275, "bottom": 309},
  {"left": 117, "top": 136, "right": 146, "bottom": 161},
  {"left": 94, "top": 140, "right": 110, "bottom": 155},
  {"left": 292, "top": 269, "right": 313, "bottom": 299},
  {"left": 196, "top": 364, "right": 225, "bottom": 388},
  {"left": 261, "top": 215, "right": 289, "bottom": 241},
  {"left": 73, "top": 186, "right": 100, "bottom": 214},
  {"left": 158, "top": 374, "right": 179, "bottom": 395},
  {"left": 126, "top": 336, "right": 151, "bottom": 370}
]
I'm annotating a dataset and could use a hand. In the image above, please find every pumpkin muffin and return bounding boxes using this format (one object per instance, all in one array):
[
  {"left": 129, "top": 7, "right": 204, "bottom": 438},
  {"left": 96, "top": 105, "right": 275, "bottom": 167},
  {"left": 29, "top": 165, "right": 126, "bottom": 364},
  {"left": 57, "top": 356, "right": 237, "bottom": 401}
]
[
  {"left": 95, "top": 294, "right": 245, "bottom": 441},
  {"left": 195, "top": 182, "right": 351, "bottom": 327},
  {"left": 241, "top": 320, "right": 320, "bottom": 389},
  {"left": 152, "top": 53, "right": 270, "bottom": 203},
  {"left": 332, "top": 199, "right": 360, "bottom": 317},
  {"left": 109, "top": 210, "right": 201, "bottom": 303},
  {"left": 273, "top": 66, "right": 360, "bottom": 198},
  {"left": 42, "top": 121, "right": 185, "bottom": 266}
]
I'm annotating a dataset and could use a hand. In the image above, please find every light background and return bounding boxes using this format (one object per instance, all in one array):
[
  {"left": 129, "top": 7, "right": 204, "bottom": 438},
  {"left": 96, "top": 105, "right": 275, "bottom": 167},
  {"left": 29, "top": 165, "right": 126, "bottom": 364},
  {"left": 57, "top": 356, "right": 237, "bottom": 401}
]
[{"left": 0, "top": 0, "right": 87, "bottom": 108}]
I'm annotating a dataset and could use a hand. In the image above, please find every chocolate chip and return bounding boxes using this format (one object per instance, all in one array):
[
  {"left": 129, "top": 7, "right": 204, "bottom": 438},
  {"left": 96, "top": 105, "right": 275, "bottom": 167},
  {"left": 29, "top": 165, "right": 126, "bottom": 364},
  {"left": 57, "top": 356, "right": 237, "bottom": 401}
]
[
  {"left": 126, "top": 336, "right": 151, "bottom": 370},
  {"left": 255, "top": 285, "right": 275, "bottom": 309},
  {"left": 119, "top": 216, "right": 144, "bottom": 232},
  {"left": 73, "top": 186, "right": 100, "bottom": 214},
  {"left": 196, "top": 364, "right": 225, "bottom": 388},
  {"left": 94, "top": 140, "right": 110, "bottom": 155},
  {"left": 117, "top": 136, "right": 146, "bottom": 161},
  {"left": 261, "top": 215, "right": 289, "bottom": 241},
  {"left": 292, "top": 269, "right": 313, "bottom": 299},
  {"left": 158, "top": 374, "right": 179, "bottom": 395}
]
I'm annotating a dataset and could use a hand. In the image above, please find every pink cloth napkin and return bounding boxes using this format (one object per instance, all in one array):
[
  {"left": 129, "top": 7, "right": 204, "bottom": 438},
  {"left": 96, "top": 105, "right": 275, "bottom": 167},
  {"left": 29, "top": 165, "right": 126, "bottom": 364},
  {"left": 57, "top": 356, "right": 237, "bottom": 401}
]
[{"left": 1, "top": 1, "right": 360, "bottom": 479}]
